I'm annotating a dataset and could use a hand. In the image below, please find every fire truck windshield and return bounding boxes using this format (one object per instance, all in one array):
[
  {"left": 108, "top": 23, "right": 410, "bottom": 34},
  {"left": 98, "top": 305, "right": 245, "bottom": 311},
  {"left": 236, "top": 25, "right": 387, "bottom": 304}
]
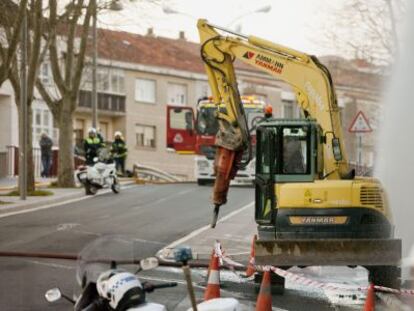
[
  {"left": 196, "top": 107, "right": 219, "bottom": 135},
  {"left": 196, "top": 106, "right": 264, "bottom": 136}
]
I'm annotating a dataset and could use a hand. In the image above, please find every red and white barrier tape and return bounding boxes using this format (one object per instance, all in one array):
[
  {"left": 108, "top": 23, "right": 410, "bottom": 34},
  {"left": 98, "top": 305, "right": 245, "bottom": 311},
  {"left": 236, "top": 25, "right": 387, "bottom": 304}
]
[{"left": 214, "top": 241, "right": 414, "bottom": 296}]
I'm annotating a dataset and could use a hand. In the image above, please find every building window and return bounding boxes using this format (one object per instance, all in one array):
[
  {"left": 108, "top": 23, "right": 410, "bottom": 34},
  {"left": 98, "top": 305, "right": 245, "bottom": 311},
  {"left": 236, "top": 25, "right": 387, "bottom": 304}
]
[
  {"left": 82, "top": 67, "right": 125, "bottom": 94},
  {"left": 110, "top": 69, "right": 125, "bottom": 94},
  {"left": 97, "top": 68, "right": 110, "bottom": 92},
  {"left": 135, "top": 124, "right": 156, "bottom": 148},
  {"left": 168, "top": 83, "right": 187, "bottom": 106},
  {"left": 135, "top": 78, "right": 156, "bottom": 103},
  {"left": 39, "top": 61, "right": 52, "bottom": 85}
]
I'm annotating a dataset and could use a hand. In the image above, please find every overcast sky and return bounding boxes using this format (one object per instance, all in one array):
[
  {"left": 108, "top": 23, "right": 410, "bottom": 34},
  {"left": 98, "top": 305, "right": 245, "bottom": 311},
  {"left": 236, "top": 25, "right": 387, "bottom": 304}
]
[{"left": 98, "top": 0, "right": 342, "bottom": 56}]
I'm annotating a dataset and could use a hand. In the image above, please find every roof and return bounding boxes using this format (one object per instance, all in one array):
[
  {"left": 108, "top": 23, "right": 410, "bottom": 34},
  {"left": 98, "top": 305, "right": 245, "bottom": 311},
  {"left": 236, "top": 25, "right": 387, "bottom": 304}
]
[
  {"left": 96, "top": 28, "right": 258, "bottom": 75},
  {"left": 319, "top": 56, "right": 384, "bottom": 91},
  {"left": 94, "top": 28, "right": 383, "bottom": 92}
]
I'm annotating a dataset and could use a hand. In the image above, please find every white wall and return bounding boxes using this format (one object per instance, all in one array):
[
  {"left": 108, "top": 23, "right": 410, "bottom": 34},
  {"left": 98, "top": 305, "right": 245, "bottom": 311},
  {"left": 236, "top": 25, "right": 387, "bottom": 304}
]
[{"left": 0, "top": 81, "right": 18, "bottom": 150}]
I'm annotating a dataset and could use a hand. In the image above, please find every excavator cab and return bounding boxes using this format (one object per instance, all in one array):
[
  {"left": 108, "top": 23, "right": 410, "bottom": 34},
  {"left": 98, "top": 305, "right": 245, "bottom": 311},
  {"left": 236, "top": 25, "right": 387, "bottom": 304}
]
[{"left": 255, "top": 119, "right": 322, "bottom": 224}]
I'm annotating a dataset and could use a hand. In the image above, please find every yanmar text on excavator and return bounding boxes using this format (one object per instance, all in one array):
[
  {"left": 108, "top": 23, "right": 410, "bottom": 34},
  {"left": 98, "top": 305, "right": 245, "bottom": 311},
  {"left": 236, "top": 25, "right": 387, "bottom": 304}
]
[{"left": 197, "top": 19, "right": 401, "bottom": 291}]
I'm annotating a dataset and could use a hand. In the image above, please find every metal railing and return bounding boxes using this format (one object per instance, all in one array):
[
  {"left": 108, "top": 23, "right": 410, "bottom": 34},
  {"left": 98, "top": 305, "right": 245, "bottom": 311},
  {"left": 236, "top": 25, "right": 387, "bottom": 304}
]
[
  {"left": 132, "top": 163, "right": 182, "bottom": 183},
  {"left": 4, "top": 146, "right": 85, "bottom": 178},
  {"left": 78, "top": 90, "right": 126, "bottom": 113}
]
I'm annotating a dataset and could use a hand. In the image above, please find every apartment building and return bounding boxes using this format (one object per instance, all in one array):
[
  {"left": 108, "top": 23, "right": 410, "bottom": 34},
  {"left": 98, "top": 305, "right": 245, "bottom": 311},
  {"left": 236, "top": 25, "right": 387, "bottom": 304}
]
[
  {"left": 71, "top": 28, "right": 297, "bottom": 179},
  {"left": 0, "top": 27, "right": 385, "bottom": 178}
]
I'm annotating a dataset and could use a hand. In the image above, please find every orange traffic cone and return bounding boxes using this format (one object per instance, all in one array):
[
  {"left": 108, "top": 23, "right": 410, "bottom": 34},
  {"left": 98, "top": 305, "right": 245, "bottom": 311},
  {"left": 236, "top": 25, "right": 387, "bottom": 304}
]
[
  {"left": 246, "top": 235, "right": 257, "bottom": 277},
  {"left": 256, "top": 270, "right": 272, "bottom": 311},
  {"left": 363, "top": 283, "right": 375, "bottom": 311},
  {"left": 204, "top": 254, "right": 220, "bottom": 300}
]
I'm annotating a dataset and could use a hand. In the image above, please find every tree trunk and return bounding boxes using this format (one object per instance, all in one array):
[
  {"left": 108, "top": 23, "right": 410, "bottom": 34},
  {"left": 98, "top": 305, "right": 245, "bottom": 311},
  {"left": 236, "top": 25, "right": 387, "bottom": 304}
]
[
  {"left": 57, "top": 101, "right": 75, "bottom": 187},
  {"left": 15, "top": 95, "right": 35, "bottom": 192}
]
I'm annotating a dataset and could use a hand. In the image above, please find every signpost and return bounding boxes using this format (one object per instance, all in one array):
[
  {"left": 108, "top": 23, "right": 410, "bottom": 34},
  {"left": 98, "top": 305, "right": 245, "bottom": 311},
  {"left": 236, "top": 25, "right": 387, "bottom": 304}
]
[{"left": 348, "top": 111, "right": 372, "bottom": 174}]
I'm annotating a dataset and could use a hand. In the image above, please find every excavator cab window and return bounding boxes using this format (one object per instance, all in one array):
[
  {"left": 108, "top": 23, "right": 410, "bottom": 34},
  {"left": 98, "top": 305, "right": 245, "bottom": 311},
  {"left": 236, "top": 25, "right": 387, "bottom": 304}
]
[
  {"left": 281, "top": 127, "right": 309, "bottom": 174},
  {"left": 255, "top": 127, "right": 277, "bottom": 225},
  {"left": 275, "top": 124, "right": 315, "bottom": 182},
  {"left": 256, "top": 122, "right": 317, "bottom": 184}
]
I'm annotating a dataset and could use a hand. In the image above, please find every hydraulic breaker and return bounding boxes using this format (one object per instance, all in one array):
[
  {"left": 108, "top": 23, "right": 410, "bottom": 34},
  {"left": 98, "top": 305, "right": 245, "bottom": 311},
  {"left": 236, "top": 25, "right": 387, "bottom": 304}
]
[{"left": 211, "top": 147, "right": 243, "bottom": 227}]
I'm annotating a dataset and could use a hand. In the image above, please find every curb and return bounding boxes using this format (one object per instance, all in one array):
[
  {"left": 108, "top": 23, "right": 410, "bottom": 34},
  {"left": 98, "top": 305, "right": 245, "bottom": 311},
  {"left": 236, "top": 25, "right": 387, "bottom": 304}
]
[
  {"left": 0, "top": 181, "right": 136, "bottom": 216},
  {"left": 0, "top": 181, "right": 52, "bottom": 192}
]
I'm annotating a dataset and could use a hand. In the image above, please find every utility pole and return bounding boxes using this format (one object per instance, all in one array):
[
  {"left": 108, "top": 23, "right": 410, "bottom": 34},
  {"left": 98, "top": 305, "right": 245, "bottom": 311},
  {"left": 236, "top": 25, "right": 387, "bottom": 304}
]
[
  {"left": 91, "top": 0, "right": 98, "bottom": 128},
  {"left": 19, "top": 11, "right": 28, "bottom": 200}
]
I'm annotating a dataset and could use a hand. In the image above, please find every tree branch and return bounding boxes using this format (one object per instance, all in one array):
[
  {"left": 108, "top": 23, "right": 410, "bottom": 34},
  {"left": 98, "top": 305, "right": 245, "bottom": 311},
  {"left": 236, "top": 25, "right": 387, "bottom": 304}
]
[
  {"left": 64, "top": 0, "right": 84, "bottom": 88},
  {"left": 27, "top": 0, "right": 44, "bottom": 103},
  {"left": 48, "top": 0, "right": 67, "bottom": 95},
  {"left": 71, "top": 0, "right": 93, "bottom": 110}
]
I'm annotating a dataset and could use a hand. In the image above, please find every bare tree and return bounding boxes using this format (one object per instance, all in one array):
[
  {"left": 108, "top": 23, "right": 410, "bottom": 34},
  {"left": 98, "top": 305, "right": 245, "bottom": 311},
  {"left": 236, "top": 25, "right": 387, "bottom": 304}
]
[
  {"left": 0, "top": 0, "right": 46, "bottom": 192},
  {"left": 323, "top": 0, "right": 406, "bottom": 66},
  {"left": 37, "top": 0, "right": 94, "bottom": 187},
  {"left": 0, "top": 0, "right": 28, "bottom": 87}
]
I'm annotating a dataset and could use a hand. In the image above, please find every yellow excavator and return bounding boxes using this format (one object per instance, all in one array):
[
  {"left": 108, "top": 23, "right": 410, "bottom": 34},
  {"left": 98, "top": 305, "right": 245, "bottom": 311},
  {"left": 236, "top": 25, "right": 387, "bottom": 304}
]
[{"left": 197, "top": 19, "right": 401, "bottom": 291}]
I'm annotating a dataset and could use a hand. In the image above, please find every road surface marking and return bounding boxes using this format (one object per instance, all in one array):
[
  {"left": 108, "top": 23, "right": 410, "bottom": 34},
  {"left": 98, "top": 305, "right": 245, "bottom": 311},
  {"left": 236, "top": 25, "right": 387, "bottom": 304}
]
[
  {"left": 57, "top": 223, "right": 80, "bottom": 231},
  {"left": 158, "top": 201, "right": 254, "bottom": 257},
  {"left": 0, "top": 184, "right": 135, "bottom": 219},
  {"left": 132, "top": 237, "right": 166, "bottom": 246}
]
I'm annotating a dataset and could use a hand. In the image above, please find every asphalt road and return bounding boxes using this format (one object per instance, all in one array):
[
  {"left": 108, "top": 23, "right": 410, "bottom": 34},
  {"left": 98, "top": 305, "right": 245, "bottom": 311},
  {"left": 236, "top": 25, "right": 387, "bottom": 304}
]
[
  {"left": 0, "top": 183, "right": 396, "bottom": 310},
  {"left": 0, "top": 183, "right": 255, "bottom": 310}
]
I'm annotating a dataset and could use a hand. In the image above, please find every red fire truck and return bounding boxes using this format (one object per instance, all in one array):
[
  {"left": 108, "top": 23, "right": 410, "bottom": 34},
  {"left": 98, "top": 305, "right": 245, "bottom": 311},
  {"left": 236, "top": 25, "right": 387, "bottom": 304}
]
[{"left": 167, "top": 96, "right": 266, "bottom": 185}]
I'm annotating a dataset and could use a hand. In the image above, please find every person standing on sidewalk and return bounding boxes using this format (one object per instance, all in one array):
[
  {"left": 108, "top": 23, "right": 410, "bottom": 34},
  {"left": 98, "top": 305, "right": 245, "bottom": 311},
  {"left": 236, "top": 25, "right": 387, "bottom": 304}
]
[
  {"left": 111, "top": 131, "right": 127, "bottom": 176},
  {"left": 39, "top": 133, "right": 53, "bottom": 177}
]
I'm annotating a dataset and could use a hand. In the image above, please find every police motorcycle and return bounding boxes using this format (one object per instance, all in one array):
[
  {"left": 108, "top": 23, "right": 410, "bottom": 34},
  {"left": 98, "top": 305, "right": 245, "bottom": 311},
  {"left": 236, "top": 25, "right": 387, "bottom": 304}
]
[
  {"left": 44, "top": 236, "right": 177, "bottom": 311},
  {"left": 45, "top": 235, "right": 241, "bottom": 311},
  {"left": 77, "top": 148, "right": 120, "bottom": 195}
]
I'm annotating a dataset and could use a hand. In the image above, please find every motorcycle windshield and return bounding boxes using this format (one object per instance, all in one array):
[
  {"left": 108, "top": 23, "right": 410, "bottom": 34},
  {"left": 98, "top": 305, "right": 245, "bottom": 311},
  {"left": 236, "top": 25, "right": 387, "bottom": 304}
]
[{"left": 75, "top": 235, "right": 141, "bottom": 296}]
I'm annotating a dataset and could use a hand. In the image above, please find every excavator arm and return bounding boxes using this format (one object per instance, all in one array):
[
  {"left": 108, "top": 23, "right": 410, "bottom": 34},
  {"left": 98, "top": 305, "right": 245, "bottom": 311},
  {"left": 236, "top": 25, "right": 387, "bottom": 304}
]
[{"left": 198, "top": 19, "right": 351, "bottom": 227}]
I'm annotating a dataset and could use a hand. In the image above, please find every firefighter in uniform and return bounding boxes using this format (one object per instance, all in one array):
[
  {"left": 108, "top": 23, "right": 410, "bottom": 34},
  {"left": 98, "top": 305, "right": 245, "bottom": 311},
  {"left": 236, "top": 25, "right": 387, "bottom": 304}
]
[
  {"left": 84, "top": 128, "right": 104, "bottom": 165},
  {"left": 111, "top": 131, "right": 128, "bottom": 175}
]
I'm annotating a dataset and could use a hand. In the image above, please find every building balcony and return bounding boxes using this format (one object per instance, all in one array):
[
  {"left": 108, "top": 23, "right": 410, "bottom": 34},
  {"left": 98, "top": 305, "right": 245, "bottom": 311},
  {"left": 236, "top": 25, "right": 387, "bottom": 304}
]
[{"left": 77, "top": 90, "right": 126, "bottom": 116}]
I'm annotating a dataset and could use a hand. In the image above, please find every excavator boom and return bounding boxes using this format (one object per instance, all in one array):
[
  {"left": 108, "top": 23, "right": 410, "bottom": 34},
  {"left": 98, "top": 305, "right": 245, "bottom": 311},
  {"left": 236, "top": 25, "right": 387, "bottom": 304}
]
[{"left": 198, "top": 19, "right": 350, "bottom": 226}]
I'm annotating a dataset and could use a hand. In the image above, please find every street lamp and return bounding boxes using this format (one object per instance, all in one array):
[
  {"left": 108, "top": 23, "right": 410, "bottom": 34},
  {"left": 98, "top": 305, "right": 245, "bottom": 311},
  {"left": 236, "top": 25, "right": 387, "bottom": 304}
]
[
  {"left": 162, "top": 4, "right": 272, "bottom": 33},
  {"left": 19, "top": 8, "right": 28, "bottom": 200},
  {"left": 162, "top": 5, "right": 196, "bottom": 19},
  {"left": 91, "top": 0, "right": 124, "bottom": 129},
  {"left": 226, "top": 4, "right": 272, "bottom": 30}
]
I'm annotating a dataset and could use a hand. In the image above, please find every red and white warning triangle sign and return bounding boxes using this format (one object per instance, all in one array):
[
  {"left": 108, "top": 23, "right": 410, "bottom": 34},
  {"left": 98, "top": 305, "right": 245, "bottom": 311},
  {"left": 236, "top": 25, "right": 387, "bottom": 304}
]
[{"left": 348, "top": 111, "right": 372, "bottom": 133}]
